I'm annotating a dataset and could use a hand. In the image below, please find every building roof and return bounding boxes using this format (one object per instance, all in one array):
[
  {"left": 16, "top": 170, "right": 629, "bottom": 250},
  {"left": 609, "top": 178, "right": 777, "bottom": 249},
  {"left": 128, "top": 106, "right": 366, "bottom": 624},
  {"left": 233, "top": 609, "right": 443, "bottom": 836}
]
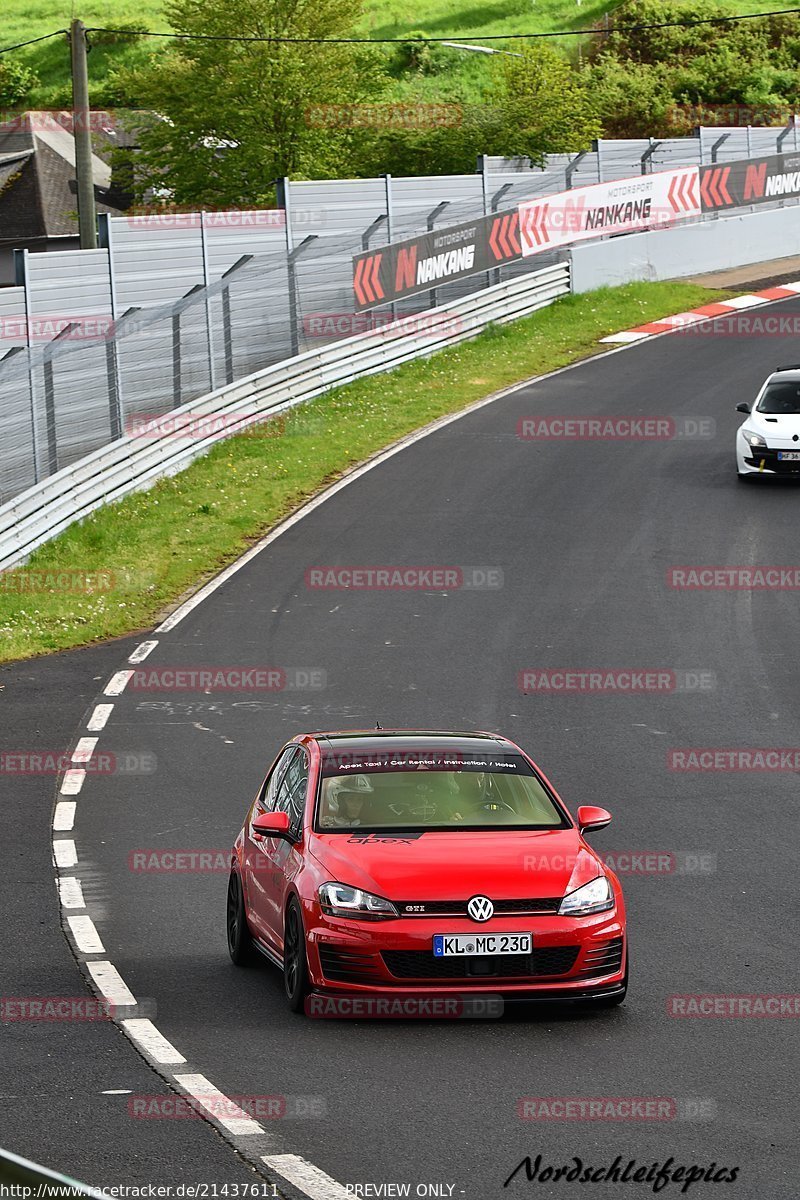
[{"left": 0, "top": 112, "right": 128, "bottom": 243}]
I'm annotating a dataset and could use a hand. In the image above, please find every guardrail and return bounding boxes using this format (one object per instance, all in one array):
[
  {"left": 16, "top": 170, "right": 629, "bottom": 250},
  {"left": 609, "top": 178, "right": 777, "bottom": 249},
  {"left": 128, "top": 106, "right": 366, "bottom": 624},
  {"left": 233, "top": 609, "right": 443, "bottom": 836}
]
[{"left": 0, "top": 261, "right": 568, "bottom": 572}]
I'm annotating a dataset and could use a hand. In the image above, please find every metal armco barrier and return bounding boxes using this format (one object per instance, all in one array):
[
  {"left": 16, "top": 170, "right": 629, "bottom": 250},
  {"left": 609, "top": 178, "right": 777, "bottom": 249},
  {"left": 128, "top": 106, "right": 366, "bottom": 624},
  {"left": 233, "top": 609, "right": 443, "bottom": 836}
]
[{"left": 0, "top": 263, "right": 569, "bottom": 572}]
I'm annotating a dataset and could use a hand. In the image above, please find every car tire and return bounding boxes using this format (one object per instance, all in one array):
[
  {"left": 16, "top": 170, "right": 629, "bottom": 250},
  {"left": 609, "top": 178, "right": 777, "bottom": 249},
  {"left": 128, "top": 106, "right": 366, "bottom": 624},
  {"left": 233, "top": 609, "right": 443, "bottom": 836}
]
[
  {"left": 283, "top": 897, "right": 310, "bottom": 1013},
  {"left": 227, "top": 870, "right": 259, "bottom": 966}
]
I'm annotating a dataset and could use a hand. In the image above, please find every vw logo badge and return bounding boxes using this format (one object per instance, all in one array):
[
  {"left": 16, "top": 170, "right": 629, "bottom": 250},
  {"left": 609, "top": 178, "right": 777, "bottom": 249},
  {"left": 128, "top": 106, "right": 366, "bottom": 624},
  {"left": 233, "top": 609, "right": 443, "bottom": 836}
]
[{"left": 467, "top": 895, "right": 494, "bottom": 922}]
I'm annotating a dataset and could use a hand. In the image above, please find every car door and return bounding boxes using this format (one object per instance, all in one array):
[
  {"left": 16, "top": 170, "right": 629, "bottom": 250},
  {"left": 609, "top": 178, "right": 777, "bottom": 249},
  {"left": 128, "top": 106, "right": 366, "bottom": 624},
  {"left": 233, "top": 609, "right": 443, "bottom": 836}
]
[
  {"left": 243, "top": 746, "right": 297, "bottom": 942},
  {"left": 259, "top": 746, "right": 310, "bottom": 951}
]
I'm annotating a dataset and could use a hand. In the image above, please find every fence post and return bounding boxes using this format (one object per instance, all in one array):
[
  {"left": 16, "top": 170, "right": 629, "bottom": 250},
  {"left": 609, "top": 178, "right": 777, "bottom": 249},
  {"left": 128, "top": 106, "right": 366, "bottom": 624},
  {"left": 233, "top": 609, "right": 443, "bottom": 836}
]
[
  {"left": 490, "top": 184, "right": 513, "bottom": 287},
  {"left": 199, "top": 211, "right": 218, "bottom": 392},
  {"left": 16, "top": 248, "right": 41, "bottom": 484},
  {"left": 710, "top": 132, "right": 730, "bottom": 164},
  {"left": 171, "top": 284, "right": 204, "bottom": 408},
  {"left": 565, "top": 150, "right": 587, "bottom": 190},
  {"left": 287, "top": 236, "right": 319, "bottom": 357},
  {"left": 98, "top": 213, "right": 125, "bottom": 440},
  {"left": 383, "top": 174, "right": 395, "bottom": 319},
  {"left": 42, "top": 322, "right": 79, "bottom": 475},
  {"left": 219, "top": 254, "right": 254, "bottom": 385},
  {"left": 426, "top": 201, "right": 450, "bottom": 309}
]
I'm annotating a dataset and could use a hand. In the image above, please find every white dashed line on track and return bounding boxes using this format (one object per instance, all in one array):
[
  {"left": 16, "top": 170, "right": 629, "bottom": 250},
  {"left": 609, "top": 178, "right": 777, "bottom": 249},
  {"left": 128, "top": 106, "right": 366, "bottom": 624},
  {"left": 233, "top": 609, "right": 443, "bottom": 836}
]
[
  {"left": 57, "top": 877, "right": 85, "bottom": 909},
  {"left": 262, "top": 1155, "right": 352, "bottom": 1200},
  {"left": 87, "top": 703, "right": 114, "bottom": 731},
  {"left": 87, "top": 961, "right": 137, "bottom": 1008},
  {"left": 173, "top": 1074, "right": 264, "bottom": 1137},
  {"left": 72, "top": 737, "right": 99, "bottom": 762},
  {"left": 60, "top": 768, "right": 86, "bottom": 795},
  {"left": 53, "top": 801, "right": 76, "bottom": 831},
  {"left": 104, "top": 670, "right": 134, "bottom": 696},
  {"left": 121, "top": 1019, "right": 186, "bottom": 1064},
  {"left": 128, "top": 640, "right": 159, "bottom": 664},
  {"left": 53, "top": 839, "right": 77, "bottom": 868},
  {"left": 67, "top": 914, "right": 105, "bottom": 954}
]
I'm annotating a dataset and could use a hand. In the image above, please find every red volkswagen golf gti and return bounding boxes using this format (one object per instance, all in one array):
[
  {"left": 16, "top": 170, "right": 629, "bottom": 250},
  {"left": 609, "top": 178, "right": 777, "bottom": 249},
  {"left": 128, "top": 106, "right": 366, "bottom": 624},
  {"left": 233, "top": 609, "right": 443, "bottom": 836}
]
[{"left": 227, "top": 731, "right": 628, "bottom": 1013}]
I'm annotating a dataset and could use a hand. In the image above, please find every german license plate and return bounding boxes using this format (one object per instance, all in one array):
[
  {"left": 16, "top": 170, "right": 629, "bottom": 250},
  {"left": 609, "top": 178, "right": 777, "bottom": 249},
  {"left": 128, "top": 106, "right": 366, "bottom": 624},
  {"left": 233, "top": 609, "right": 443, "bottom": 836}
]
[
  {"left": 777, "top": 451, "right": 800, "bottom": 461},
  {"left": 433, "top": 932, "right": 532, "bottom": 957}
]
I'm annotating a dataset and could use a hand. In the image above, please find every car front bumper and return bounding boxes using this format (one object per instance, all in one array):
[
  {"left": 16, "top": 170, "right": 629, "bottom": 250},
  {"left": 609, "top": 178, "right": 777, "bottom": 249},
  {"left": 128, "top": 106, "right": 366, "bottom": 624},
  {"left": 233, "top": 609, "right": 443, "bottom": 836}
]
[{"left": 304, "top": 909, "right": 626, "bottom": 999}]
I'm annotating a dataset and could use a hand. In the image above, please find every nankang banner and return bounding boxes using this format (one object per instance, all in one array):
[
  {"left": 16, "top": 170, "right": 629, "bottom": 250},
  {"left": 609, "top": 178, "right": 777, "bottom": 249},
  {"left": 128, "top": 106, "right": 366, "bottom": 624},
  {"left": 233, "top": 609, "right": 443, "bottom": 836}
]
[
  {"left": 699, "top": 152, "right": 800, "bottom": 211},
  {"left": 518, "top": 167, "right": 701, "bottom": 255},
  {"left": 352, "top": 210, "right": 523, "bottom": 311}
]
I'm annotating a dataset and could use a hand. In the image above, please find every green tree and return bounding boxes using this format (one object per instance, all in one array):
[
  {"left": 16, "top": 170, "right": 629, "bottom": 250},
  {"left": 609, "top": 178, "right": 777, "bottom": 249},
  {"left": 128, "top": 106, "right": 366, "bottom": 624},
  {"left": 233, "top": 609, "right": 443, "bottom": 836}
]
[
  {"left": 0, "top": 60, "right": 38, "bottom": 107},
  {"left": 120, "top": 0, "right": 385, "bottom": 207},
  {"left": 490, "top": 43, "right": 602, "bottom": 161}
]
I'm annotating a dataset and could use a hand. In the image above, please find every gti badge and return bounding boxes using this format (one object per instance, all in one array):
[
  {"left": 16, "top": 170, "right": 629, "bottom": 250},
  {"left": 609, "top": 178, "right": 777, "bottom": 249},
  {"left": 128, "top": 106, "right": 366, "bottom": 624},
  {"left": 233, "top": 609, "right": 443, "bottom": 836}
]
[{"left": 466, "top": 895, "right": 494, "bottom": 922}]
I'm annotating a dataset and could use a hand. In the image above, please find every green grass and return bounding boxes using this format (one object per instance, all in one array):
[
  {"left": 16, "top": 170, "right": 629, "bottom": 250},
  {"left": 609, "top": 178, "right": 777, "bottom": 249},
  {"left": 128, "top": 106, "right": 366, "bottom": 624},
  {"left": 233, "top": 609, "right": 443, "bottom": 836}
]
[
  {"left": 4, "top": 0, "right": 798, "bottom": 107},
  {"left": 0, "top": 279, "right": 729, "bottom": 664}
]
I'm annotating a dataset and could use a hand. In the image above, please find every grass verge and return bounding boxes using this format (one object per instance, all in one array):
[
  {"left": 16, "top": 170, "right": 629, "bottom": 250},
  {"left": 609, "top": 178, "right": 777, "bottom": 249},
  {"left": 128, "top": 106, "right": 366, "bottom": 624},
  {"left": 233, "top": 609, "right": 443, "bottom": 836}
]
[{"left": 0, "top": 279, "right": 727, "bottom": 663}]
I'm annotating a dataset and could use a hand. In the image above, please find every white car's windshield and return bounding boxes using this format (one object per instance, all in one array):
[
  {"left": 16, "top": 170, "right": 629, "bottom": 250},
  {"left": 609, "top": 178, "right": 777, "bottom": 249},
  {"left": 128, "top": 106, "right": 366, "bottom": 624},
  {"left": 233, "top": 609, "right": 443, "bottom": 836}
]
[{"left": 756, "top": 381, "right": 800, "bottom": 414}]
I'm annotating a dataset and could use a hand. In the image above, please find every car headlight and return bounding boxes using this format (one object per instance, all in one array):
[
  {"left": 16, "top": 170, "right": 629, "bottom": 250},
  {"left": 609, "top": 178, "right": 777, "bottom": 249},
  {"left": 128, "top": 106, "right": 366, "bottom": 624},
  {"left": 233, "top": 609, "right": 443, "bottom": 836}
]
[
  {"left": 559, "top": 875, "right": 614, "bottom": 917},
  {"left": 319, "top": 882, "right": 399, "bottom": 920},
  {"left": 745, "top": 431, "right": 767, "bottom": 449}
]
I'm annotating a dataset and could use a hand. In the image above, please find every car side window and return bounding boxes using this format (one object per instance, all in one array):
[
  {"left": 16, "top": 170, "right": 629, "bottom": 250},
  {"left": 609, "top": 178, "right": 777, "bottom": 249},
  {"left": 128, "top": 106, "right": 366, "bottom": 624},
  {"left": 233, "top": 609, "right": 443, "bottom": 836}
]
[
  {"left": 274, "top": 748, "right": 309, "bottom": 835},
  {"left": 258, "top": 747, "right": 297, "bottom": 813}
]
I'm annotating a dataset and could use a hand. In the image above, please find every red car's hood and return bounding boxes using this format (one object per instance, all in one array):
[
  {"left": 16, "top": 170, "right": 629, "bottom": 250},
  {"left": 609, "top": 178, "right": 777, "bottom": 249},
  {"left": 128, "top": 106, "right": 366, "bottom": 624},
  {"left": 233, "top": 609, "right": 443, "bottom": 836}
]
[{"left": 309, "top": 827, "right": 602, "bottom": 900}]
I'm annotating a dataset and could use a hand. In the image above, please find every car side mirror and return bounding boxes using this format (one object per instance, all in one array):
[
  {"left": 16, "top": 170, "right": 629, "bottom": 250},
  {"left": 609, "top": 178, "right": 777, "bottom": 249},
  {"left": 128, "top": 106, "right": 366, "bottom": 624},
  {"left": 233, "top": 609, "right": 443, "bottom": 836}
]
[
  {"left": 576, "top": 805, "right": 612, "bottom": 834},
  {"left": 252, "top": 810, "right": 293, "bottom": 840},
  {"left": 736, "top": 403, "right": 751, "bottom": 414}
]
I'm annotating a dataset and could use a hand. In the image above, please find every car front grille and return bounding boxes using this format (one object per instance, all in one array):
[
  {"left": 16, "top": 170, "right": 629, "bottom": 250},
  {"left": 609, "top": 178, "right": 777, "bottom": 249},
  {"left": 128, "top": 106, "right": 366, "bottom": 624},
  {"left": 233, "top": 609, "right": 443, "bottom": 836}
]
[
  {"left": 744, "top": 447, "right": 800, "bottom": 473},
  {"left": 396, "top": 897, "right": 562, "bottom": 917},
  {"left": 382, "top": 946, "right": 580, "bottom": 980},
  {"left": 574, "top": 937, "right": 624, "bottom": 980},
  {"left": 318, "top": 945, "right": 383, "bottom": 984}
]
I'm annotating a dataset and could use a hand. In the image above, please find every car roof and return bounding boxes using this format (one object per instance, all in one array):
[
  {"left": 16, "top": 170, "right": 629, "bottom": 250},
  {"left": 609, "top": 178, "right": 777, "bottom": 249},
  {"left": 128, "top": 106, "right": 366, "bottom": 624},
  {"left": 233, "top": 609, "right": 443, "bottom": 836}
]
[
  {"left": 767, "top": 367, "right": 800, "bottom": 383},
  {"left": 306, "top": 730, "right": 515, "bottom": 756}
]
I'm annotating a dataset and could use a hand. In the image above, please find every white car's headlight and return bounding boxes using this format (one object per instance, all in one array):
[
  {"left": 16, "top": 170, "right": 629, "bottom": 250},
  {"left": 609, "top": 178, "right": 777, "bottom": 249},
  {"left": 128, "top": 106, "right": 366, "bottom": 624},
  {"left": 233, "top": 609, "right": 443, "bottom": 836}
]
[
  {"left": 745, "top": 430, "right": 767, "bottom": 449},
  {"left": 319, "top": 882, "right": 398, "bottom": 920},
  {"left": 559, "top": 875, "right": 614, "bottom": 917}
]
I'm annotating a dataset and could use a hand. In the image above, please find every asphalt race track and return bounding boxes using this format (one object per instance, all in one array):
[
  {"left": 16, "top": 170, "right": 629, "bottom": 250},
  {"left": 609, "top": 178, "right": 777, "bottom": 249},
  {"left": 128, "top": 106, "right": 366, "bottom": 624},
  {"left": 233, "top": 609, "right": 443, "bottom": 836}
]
[{"left": 3, "top": 297, "right": 800, "bottom": 1199}]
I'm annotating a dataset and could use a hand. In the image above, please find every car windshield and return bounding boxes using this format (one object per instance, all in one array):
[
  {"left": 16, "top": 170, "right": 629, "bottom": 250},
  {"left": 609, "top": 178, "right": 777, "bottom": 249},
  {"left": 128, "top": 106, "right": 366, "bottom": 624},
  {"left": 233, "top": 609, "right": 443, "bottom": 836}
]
[
  {"left": 315, "top": 749, "right": 569, "bottom": 832},
  {"left": 756, "top": 381, "right": 800, "bottom": 414}
]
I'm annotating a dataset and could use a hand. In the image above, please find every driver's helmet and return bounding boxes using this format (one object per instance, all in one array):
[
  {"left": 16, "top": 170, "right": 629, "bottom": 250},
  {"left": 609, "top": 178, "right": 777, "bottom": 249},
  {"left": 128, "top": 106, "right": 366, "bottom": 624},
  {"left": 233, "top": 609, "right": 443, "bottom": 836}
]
[{"left": 326, "top": 773, "right": 374, "bottom": 815}]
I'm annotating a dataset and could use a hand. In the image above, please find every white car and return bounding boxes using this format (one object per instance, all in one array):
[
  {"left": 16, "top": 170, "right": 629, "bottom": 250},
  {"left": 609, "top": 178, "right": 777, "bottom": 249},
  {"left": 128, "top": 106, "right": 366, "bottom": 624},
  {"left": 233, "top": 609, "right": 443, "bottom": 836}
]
[{"left": 736, "top": 366, "right": 800, "bottom": 479}]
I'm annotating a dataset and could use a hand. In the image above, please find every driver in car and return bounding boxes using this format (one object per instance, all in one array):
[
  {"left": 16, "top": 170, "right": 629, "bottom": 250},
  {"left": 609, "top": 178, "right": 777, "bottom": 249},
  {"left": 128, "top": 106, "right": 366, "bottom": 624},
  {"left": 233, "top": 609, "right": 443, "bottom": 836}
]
[{"left": 321, "top": 775, "right": 374, "bottom": 828}]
